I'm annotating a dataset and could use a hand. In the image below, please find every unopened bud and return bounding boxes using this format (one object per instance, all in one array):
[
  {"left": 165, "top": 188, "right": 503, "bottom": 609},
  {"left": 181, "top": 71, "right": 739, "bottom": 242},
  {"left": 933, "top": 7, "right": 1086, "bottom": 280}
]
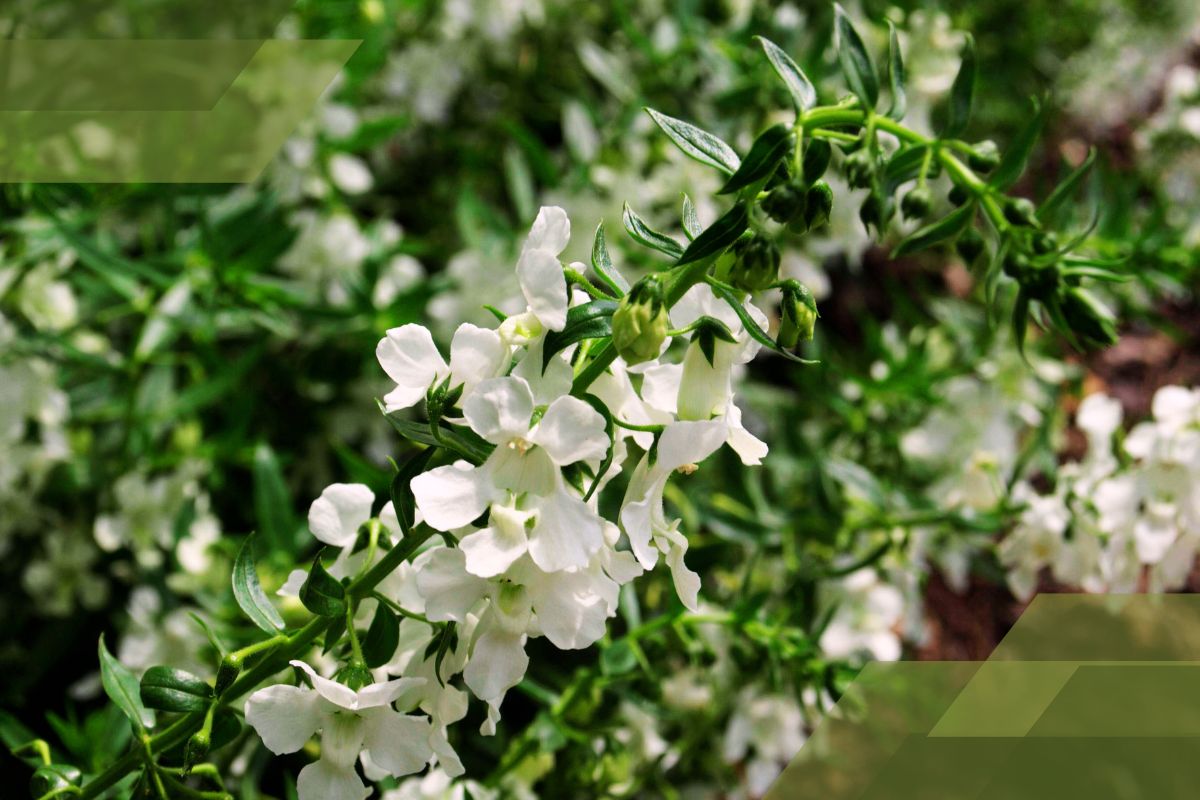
[
  {"left": 844, "top": 148, "right": 874, "bottom": 189},
  {"left": 761, "top": 182, "right": 806, "bottom": 225},
  {"left": 802, "top": 182, "right": 833, "bottom": 230},
  {"left": 215, "top": 654, "right": 241, "bottom": 695},
  {"left": 612, "top": 276, "right": 669, "bottom": 365},
  {"left": 1032, "top": 231, "right": 1058, "bottom": 254},
  {"left": 1004, "top": 197, "right": 1038, "bottom": 227},
  {"left": 729, "top": 234, "right": 781, "bottom": 292},
  {"left": 955, "top": 227, "right": 985, "bottom": 264},
  {"left": 947, "top": 184, "right": 970, "bottom": 206},
  {"left": 967, "top": 140, "right": 1000, "bottom": 171},
  {"left": 184, "top": 728, "right": 210, "bottom": 774},
  {"left": 802, "top": 139, "right": 833, "bottom": 183},
  {"left": 778, "top": 280, "right": 818, "bottom": 349},
  {"left": 337, "top": 661, "right": 372, "bottom": 691},
  {"left": 900, "top": 186, "right": 933, "bottom": 219},
  {"left": 1060, "top": 287, "right": 1118, "bottom": 347}
]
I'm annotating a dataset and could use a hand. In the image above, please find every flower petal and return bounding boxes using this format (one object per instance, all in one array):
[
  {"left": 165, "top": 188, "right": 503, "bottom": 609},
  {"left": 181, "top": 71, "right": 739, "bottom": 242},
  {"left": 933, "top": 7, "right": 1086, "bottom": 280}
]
[
  {"left": 296, "top": 758, "right": 370, "bottom": 800},
  {"left": 463, "top": 627, "right": 528, "bottom": 703},
  {"left": 412, "top": 461, "right": 491, "bottom": 531},
  {"left": 463, "top": 377, "right": 534, "bottom": 444},
  {"left": 527, "top": 488, "right": 604, "bottom": 572},
  {"left": 657, "top": 420, "right": 727, "bottom": 472},
  {"left": 245, "top": 684, "right": 323, "bottom": 754},
  {"left": 376, "top": 324, "right": 447, "bottom": 412},
  {"left": 521, "top": 206, "right": 571, "bottom": 256},
  {"left": 308, "top": 483, "right": 374, "bottom": 547},
  {"left": 517, "top": 248, "right": 568, "bottom": 331},
  {"left": 355, "top": 676, "right": 427, "bottom": 710},
  {"left": 532, "top": 396, "right": 610, "bottom": 465},
  {"left": 362, "top": 710, "right": 433, "bottom": 777},
  {"left": 289, "top": 660, "right": 358, "bottom": 709},
  {"left": 460, "top": 506, "right": 532, "bottom": 578},
  {"left": 416, "top": 547, "right": 490, "bottom": 622},
  {"left": 448, "top": 323, "right": 506, "bottom": 392}
]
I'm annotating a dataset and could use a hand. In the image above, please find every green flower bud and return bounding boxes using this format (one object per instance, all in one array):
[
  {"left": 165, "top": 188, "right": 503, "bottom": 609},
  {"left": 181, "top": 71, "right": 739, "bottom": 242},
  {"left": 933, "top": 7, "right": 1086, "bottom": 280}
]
[
  {"left": 1060, "top": 287, "right": 1118, "bottom": 347},
  {"left": 184, "top": 728, "right": 211, "bottom": 774},
  {"left": 337, "top": 661, "right": 373, "bottom": 691},
  {"left": 802, "top": 139, "right": 833, "bottom": 183},
  {"left": 1002, "top": 251, "right": 1030, "bottom": 280},
  {"left": 760, "top": 182, "right": 806, "bottom": 224},
  {"left": 611, "top": 275, "right": 669, "bottom": 365},
  {"left": 947, "top": 184, "right": 970, "bottom": 206},
  {"left": 215, "top": 653, "right": 241, "bottom": 695},
  {"left": 1004, "top": 197, "right": 1038, "bottom": 226},
  {"left": 1032, "top": 231, "right": 1058, "bottom": 254},
  {"left": 778, "top": 280, "right": 819, "bottom": 349},
  {"left": 859, "top": 193, "right": 890, "bottom": 233},
  {"left": 844, "top": 148, "right": 875, "bottom": 189},
  {"left": 900, "top": 186, "right": 933, "bottom": 219},
  {"left": 729, "top": 234, "right": 781, "bottom": 292},
  {"left": 802, "top": 181, "right": 834, "bottom": 230},
  {"left": 967, "top": 140, "right": 1000, "bottom": 171},
  {"left": 955, "top": 227, "right": 985, "bottom": 264}
]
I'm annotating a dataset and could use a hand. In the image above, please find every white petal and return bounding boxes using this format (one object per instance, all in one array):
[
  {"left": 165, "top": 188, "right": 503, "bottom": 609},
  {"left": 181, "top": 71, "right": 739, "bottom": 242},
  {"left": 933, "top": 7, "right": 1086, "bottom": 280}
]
[
  {"left": 1076, "top": 393, "right": 1122, "bottom": 441},
  {"left": 658, "top": 420, "right": 727, "bottom": 472},
  {"left": 277, "top": 568, "right": 308, "bottom": 598},
  {"left": 430, "top": 726, "right": 465, "bottom": 777},
  {"left": 308, "top": 483, "right": 374, "bottom": 547},
  {"left": 376, "top": 325, "right": 448, "bottom": 411},
  {"left": 640, "top": 363, "right": 682, "bottom": 416},
  {"left": 463, "top": 377, "right": 534, "bottom": 444},
  {"left": 412, "top": 462, "right": 491, "bottom": 531},
  {"left": 522, "top": 206, "right": 571, "bottom": 256},
  {"left": 460, "top": 506, "right": 532, "bottom": 578},
  {"left": 362, "top": 710, "right": 433, "bottom": 777},
  {"left": 416, "top": 547, "right": 489, "bottom": 622},
  {"left": 448, "top": 323, "right": 506, "bottom": 392},
  {"left": 245, "top": 684, "right": 323, "bottom": 754},
  {"left": 511, "top": 339, "right": 576, "bottom": 406},
  {"left": 463, "top": 627, "right": 528, "bottom": 703},
  {"left": 289, "top": 660, "right": 358, "bottom": 709},
  {"left": 532, "top": 396, "right": 610, "bottom": 465},
  {"left": 517, "top": 249, "right": 568, "bottom": 331},
  {"left": 1153, "top": 385, "right": 1198, "bottom": 428},
  {"left": 664, "top": 542, "right": 701, "bottom": 612},
  {"left": 725, "top": 403, "right": 769, "bottom": 466},
  {"left": 296, "top": 758, "right": 370, "bottom": 800},
  {"left": 527, "top": 488, "right": 604, "bottom": 572},
  {"left": 529, "top": 571, "right": 611, "bottom": 649},
  {"left": 677, "top": 341, "right": 734, "bottom": 420},
  {"left": 356, "top": 676, "right": 427, "bottom": 710}
]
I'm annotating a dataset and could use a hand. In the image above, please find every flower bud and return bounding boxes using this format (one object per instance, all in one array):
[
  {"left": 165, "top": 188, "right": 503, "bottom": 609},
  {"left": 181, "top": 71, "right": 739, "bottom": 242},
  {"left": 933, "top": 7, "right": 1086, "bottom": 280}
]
[
  {"left": 802, "top": 181, "right": 833, "bottom": 230},
  {"left": 967, "top": 140, "right": 1000, "bottom": 171},
  {"left": 1032, "top": 231, "right": 1058, "bottom": 254},
  {"left": 802, "top": 139, "right": 832, "bottom": 183},
  {"left": 337, "top": 661, "right": 373, "bottom": 691},
  {"left": 844, "top": 148, "right": 874, "bottom": 189},
  {"left": 947, "top": 184, "right": 970, "bottom": 206},
  {"left": 184, "top": 728, "right": 210, "bottom": 774},
  {"left": 955, "top": 227, "right": 985, "bottom": 264},
  {"left": 900, "top": 186, "right": 933, "bottom": 219},
  {"left": 760, "top": 182, "right": 806, "bottom": 225},
  {"left": 611, "top": 275, "right": 669, "bottom": 365},
  {"left": 778, "top": 280, "right": 818, "bottom": 349},
  {"left": 215, "top": 653, "right": 241, "bottom": 695},
  {"left": 1002, "top": 251, "right": 1030, "bottom": 280},
  {"left": 1003, "top": 197, "right": 1038, "bottom": 227},
  {"left": 1060, "top": 287, "right": 1118, "bottom": 347},
  {"left": 729, "top": 234, "right": 781, "bottom": 292}
]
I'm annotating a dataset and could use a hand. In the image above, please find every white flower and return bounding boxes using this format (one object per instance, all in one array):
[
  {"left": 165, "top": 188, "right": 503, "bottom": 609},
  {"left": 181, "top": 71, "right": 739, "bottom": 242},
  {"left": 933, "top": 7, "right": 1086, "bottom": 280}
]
[
  {"left": 308, "top": 483, "right": 375, "bottom": 548},
  {"left": 499, "top": 206, "right": 572, "bottom": 342},
  {"left": 413, "top": 375, "right": 609, "bottom": 573},
  {"left": 377, "top": 323, "right": 505, "bottom": 412},
  {"left": 818, "top": 568, "right": 905, "bottom": 662},
  {"left": 997, "top": 487, "right": 1070, "bottom": 601},
  {"left": 245, "top": 661, "right": 433, "bottom": 800}
]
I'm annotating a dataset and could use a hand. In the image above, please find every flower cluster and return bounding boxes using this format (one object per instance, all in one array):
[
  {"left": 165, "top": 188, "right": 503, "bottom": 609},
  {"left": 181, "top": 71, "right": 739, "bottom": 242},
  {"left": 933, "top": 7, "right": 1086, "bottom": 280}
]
[
  {"left": 999, "top": 385, "right": 1200, "bottom": 598},
  {"left": 245, "top": 205, "right": 777, "bottom": 795}
]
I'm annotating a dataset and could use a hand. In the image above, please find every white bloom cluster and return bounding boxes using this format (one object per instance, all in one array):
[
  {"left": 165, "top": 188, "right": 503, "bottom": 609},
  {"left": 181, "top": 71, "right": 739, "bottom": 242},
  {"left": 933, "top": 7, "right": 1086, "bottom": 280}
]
[
  {"left": 245, "top": 206, "right": 776, "bottom": 797},
  {"left": 999, "top": 385, "right": 1200, "bottom": 599}
]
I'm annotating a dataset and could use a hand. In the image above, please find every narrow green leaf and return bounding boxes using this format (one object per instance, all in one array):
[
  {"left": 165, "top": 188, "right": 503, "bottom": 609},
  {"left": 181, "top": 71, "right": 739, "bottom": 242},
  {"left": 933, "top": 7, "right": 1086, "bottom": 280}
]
[
  {"left": 755, "top": 36, "right": 817, "bottom": 111},
  {"left": 676, "top": 203, "right": 749, "bottom": 266},
  {"left": 623, "top": 204, "right": 685, "bottom": 259},
  {"left": 883, "top": 145, "right": 934, "bottom": 192},
  {"left": 989, "top": 98, "right": 1047, "bottom": 190},
  {"left": 380, "top": 408, "right": 494, "bottom": 465},
  {"left": 891, "top": 203, "right": 975, "bottom": 257},
  {"left": 645, "top": 108, "right": 741, "bottom": 175},
  {"left": 580, "top": 393, "right": 616, "bottom": 503},
  {"left": 886, "top": 22, "right": 906, "bottom": 120},
  {"left": 834, "top": 3, "right": 879, "bottom": 109},
  {"left": 706, "top": 280, "right": 818, "bottom": 364},
  {"left": 719, "top": 124, "right": 793, "bottom": 194},
  {"left": 1038, "top": 147, "right": 1097, "bottom": 222},
  {"left": 232, "top": 534, "right": 286, "bottom": 634},
  {"left": 590, "top": 223, "right": 629, "bottom": 296},
  {"left": 300, "top": 555, "right": 346, "bottom": 618},
  {"left": 543, "top": 299, "right": 618, "bottom": 368},
  {"left": 1012, "top": 289, "right": 1030, "bottom": 359},
  {"left": 98, "top": 635, "right": 154, "bottom": 732},
  {"left": 682, "top": 195, "right": 702, "bottom": 240},
  {"left": 389, "top": 448, "right": 436, "bottom": 539},
  {"left": 361, "top": 605, "right": 401, "bottom": 669},
  {"left": 252, "top": 444, "right": 295, "bottom": 556},
  {"left": 943, "top": 34, "right": 976, "bottom": 138},
  {"left": 139, "top": 666, "right": 213, "bottom": 713}
]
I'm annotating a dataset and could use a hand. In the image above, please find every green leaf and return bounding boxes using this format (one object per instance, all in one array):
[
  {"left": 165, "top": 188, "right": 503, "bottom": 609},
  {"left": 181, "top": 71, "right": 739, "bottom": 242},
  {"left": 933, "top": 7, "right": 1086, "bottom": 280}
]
[
  {"left": 834, "top": 3, "right": 879, "bottom": 109},
  {"left": 645, "top": 108, "right": 740, "bottom": 175},
  {"left": 623, "top": 203, "right": 684, "bottom": 259},
  {"left": 590, "top": 223, "right": 629, "bottom": 296},
  {"left": 389, "top": 448, "right": 436, "bottom": 539},
  {"left": 891, "top": 203, "right": 975, "bottom": 257},
  {"left": 600, "top": 640, "right": 638, "bottom": 676},
  {"left": 675, "top": 203, "right": 749, "bottom": 266},
  {"left": 755, "top": 36, "right": 817, "bottom": 112},
  {"left": 139, "top": 666, "right": 213, "bottom": 713},
  {"left": 885, "top": 22, "right": 906, "bottom": 120},
  {"left": 232, "top": 534, "right": 286, "bottom": 634},
  {"left": 943, "top": 34, "right": 976, "bottom": 138},
  {"left": 989, "top": 97, "right": 1047, "bottom": 190},
  {"left": 543, "top": 299, "right": 618, "bottom": 368},
  {"left": 580, "top": 394, "right": 616, "bottom": 503},
  {"left": 252, "top": 444, "right": 296, "bottom": 556},
  {"left": 682, "top": 195, "right": 702, "bottom": 240},
  {"left": 719, "top": 124, "right": 793, "bottom": 195},
  {"left": 706, "top": 279, "right": 818, "bottom": 365},
  {"left": 1012, "top": 289, "right": 1030, "bottom": 359},
  {"left": 361, "top": 604, "right": 401, "bottom": 669},
  {"left": 1038, "top": 147, "right": 1097, "bottom": 223},
  {"left": 300, "top": 554, "right": 346, "bottom": 618},
  {"left": 98, "top": 635, "right": 154, "bottom": 732},
  {"left": 381, "top": 409, "right": 494, "bottom": 465},
  {"left": 210, "top": 708, "right": 242, "bottom": 751}
]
